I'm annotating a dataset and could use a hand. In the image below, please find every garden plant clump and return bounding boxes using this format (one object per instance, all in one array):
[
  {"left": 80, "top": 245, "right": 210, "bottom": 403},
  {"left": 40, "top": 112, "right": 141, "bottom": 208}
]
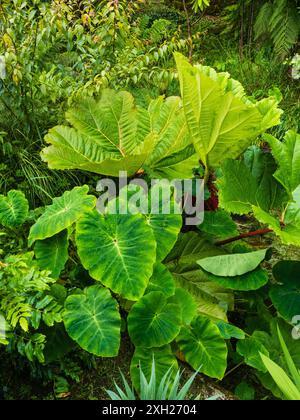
[{"left": 0, "top": 0, "right": 299, "bottom": 401}]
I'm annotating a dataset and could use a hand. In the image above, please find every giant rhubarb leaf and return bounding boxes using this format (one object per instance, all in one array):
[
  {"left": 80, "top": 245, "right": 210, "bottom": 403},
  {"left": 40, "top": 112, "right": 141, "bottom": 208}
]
[{"left": 175, "top": 53, "right": 282, "bottom": 171}]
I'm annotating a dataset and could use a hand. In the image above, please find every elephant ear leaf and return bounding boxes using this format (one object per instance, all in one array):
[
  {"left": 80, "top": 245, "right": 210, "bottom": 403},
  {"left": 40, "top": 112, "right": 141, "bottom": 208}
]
[
  {"left": 176, "top": 315, "right": 228, "bottom": 379},
  {"left": 63, "top": 285, "right": 121, "bottom": 357},
  {"left": 41, "top": 90, "right": 154, "bottom": 177},
  {"left": 28, "top": 186, "right": 96, "bottom": 246},
  {"left": 0, "top": 190, "right": 29, "bottom": 228},
  {"left": 174, "top": 53, "right": 282, "bottom": 170},
  {"left": 197, "top": 248, "right": 268, "bottom": 277},
  {"left": 34, "top": 230, "right": 69, "bottom": 279},
  {"left": 76, "top": 211, "right": 156, "bottom": 301},
  {"left": 128, "top": 291, "right": 182, "bottom": 347}
]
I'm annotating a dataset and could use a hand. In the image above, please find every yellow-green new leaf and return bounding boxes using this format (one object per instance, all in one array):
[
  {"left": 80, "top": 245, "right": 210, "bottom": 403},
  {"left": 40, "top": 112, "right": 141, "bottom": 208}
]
[{"left": 175, "top": 53, "right": 282, "bottom": 170}]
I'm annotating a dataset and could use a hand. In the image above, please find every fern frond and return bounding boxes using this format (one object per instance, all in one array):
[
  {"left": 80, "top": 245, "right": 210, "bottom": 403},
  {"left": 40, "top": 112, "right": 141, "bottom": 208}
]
[{"left": 254, "top": 2, "right": 273, "bottom": 39}]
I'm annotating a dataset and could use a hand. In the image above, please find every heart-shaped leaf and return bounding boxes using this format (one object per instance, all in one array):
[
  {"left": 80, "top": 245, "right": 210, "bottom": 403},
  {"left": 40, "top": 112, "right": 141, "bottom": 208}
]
[
  {"left": 76, "top": 211, "right": 156, "bottom": 301},
  {"left": 128, "top": 291, "right": 182, "bottom": 347},
  {"left": 29, "top": 186, "right": 96, "bottom": 245},
  {"left": 176, "top": 315, "right": 228, "bottom": 379},
  {"left": 63, "top": 285, "right": 121, "bottom": 357},
  {"left": 0, "top": 190, "right": 29, "bottom": 228}
]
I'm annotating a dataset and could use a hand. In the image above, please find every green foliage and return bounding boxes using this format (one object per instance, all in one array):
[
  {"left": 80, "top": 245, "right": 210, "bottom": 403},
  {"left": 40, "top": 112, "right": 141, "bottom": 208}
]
[
  {"left": 28, "top": 185, "right": 96, "bottom": 245},
  {"left": 145, "top": 263, "right": 175, "bottom": 297},
  {"left": 107, "top": 356, "right": 198, "bottom": 400},
  {"left": 34, "top": 231, "right": 69, "bottom": 279},
  {"left": 255, "top": 0, "right": 300, "bottom": 58},
  {"left": 237, "top": 318, "right": 300, "bottom": 398},
  {"left": 41, "top": 91, "right": 198, "bottom": 179},
  {"left": 198, "top": 210, "right": 238, "bottom": 240},
  {"left": 234, "top": 382, "right": 255, "bottom": 400},
  {"left": 128, "top": 291, "right": 182, "bottom": 348},
  {"left": 0, "top": 2, "right": 300, "bottom": 397},
  {"left": 63, "top": 285, "right": 121, "bottom": 357},
  {"left": 130, "top": 346, "right": 178, "bottom": 394},
  {"left": 175, "top": 53, "right": 282, "bottom": 176},
  {"left": 165, "top": 231, "right": 234, "bottom": 321},
  {"left": 176, "top": 315, "right": 228, "bottom": 379},
  {"left": 76, "top": 212, "right": 157, "bottom": 301},
  {"left": 270, "top": 260, "right": 300, "bottom": 321},
  {"left": 191, "top": 0, "right": 211, "bottom": 13},
  {"left": 0, "top": 252, "right": 63, "bottom": 362},
  {"left": 264, "top": 130, "right": 300, "bottom": 197},
  {"left": 0, "top": 190, "right": 29, "bottom": 228},
  {"left": 197, "top": 249, "right": 268, "bottom": 277},
  {"left": 259, "top": 326, "right": 300, "bottom": 400}
]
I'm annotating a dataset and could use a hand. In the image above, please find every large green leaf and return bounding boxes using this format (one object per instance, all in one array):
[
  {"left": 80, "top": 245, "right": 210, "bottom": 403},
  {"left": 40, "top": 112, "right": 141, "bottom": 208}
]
[
  {"left": 198, "top": 210, "right": 238, "bottom": 240},
  {"left": 166, "top": 232, "right": 233, "bottom": 321},
  {"left": 34, "top": 230, "right": 69, "bottom": 279},
  {"left": 169, "top": 288, "right": 197, "bottom": 325},
  {"left": 110, "top": 184, "right": 182, "bottom": 262},
  {"left": 252, "top": 202, "right": 300, "bottom": 247},
  {"left": 127, "top": 292, "right": 182, "bottom": 348},
  {"left": 28, "top": 186, "right": 96, "bottom": 246},
  {"left": 270, "top": 261, "right": 300, "bottom": 321},
  {"left": 146, "top": 213, "right": 182, "bottom": 262},
  {"left": 63, "top": 285, "right": 121, "bottom": 357},
  {"left": 264, "top": 130, "right": 300, "bottom": 196},
  {"left": 241, "top": 319, "right": 300, "bottom": 399},
  {"left": 76, "top": 211, "right": 156, "bottom": 301},
  {"left": 260, "top": 353, "right": 300, "bottom": 401},
  {"left": 41, "top": 90, "right": 154, "bottom": 177},
  {"left": 237, "top": 332, "right": 270, "bottom": 372},
  {"left": 0, "top": 190, "right": 29, "bottom": 228},
  {"left": 144, "top": 96, "right": 198, "bottom": 179},
  {"left": 130, "top": 345, "right": 178, "bottom": 392},
  {"left": 145, "top": 263, "right": 175, "bottom": 297},
  {"left": 218, "top": 157, "right": 287, "bottom": 215},
  {"left": 204, "top": 267, "right": 269, "bottom": 291},
  {"left": 175, "top": 53, "right": 282, "bottom": 170},
  {"left": 176, "top": 315, "right": 228, "bottom": 379},
  {"left": 216, "top": 320, "right": 245, "bottom": 340},
  {"left": 197, "top": 249, "right": 268, "bottom": 277},
  {"left": 243, "top": 146, "right": 288, "bottom": 210},
  {"left": 42, "top": 90, "right": 198, "bottom": 179}
]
